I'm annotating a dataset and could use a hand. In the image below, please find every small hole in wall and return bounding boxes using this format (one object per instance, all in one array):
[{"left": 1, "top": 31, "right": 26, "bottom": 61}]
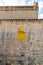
[
  {"left": 21, "top": 54, "right": 25, "bottom": 57},
  {"left": 7, "top": 33, "right": 9, "bottom": 36},
  {"left": 30, "top": 42, "right": 32, "bottom": 45}
]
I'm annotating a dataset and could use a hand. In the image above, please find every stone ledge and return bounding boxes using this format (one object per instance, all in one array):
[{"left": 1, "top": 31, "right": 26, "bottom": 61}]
[{"left": 0, "top": 6, "right": 38, "bottom": 11}]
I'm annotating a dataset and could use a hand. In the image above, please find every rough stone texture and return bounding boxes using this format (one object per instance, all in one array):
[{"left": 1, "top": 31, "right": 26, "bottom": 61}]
[
  {"left": 0, "top": 2, "right": 42, "bottom": 65},
  {"left": 0, "top": 20, "right": 43, "bottom": 65},
  {"left": 0, "top": 5, "right": 38, "bottom": 19}
]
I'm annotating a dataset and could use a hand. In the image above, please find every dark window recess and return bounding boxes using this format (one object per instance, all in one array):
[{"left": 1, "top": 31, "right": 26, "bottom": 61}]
[
  {"left": 7, "top": 32, "right": 9, "bottom": 36},
  {"left": 6, "top": 63, "right": 11, "bottom": 65},
  {"left": 30, "top": 42, "right": 32, "bottom": 45},
  {"left": 0, "top": 60, "right": 2, "bottom": 62},
  {"left": 21, "top": 54, "right": 25, "bottom": 57}
]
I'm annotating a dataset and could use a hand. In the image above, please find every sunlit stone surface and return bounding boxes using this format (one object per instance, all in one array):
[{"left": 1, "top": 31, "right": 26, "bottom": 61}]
[
  {"left": 0, "top": 2, "right": 43, "bottom": 65},
  {"left": 0, "top": 20, "right": 43, "bottom": 65}
]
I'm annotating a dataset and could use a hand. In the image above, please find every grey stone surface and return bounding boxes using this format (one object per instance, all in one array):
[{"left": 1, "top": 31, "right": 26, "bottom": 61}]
[{"left": 0, "top": 21, "right": 43, "bottom": 65}]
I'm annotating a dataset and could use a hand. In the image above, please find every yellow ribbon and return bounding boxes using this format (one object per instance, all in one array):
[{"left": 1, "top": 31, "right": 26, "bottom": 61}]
[{"left": 16, "top": 27, "right": 27, "bottom": 41}]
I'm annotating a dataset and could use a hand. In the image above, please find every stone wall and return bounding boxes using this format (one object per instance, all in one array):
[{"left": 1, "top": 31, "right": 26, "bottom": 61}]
[
  {"left": 0, "top": 6, "right": 38, "bottom": 19},
  {"left": 0, "top": 19, "right": 43, "bottom": 65}
]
